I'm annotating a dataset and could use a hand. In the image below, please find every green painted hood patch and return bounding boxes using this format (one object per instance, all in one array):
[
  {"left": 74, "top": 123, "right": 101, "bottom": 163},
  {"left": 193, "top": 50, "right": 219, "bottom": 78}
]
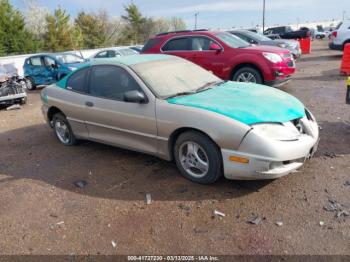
[{"left": 167, "top": 81, "right": 305, "bottom": 125}]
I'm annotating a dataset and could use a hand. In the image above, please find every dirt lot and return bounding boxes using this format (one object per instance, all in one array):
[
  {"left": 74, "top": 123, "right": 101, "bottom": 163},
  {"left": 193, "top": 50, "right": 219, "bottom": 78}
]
[{"left": 0, "top": 40, "right": 349, "bottom": 256}]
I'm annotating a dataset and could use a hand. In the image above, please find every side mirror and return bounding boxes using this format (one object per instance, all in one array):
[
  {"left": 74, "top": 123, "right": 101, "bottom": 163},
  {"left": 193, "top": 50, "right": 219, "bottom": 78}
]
[
  {"left": 124, "top": 90, "right": 147, "bottom": 104},
  {"left": 209, "top": 43, "right": 222, "bottom": 51}
]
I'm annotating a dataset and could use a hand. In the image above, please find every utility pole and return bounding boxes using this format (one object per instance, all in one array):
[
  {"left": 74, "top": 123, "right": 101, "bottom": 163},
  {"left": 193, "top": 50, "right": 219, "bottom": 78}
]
[
  {"left": 195, "top": 12, "right": 199, "bottom": 30},
  {"left": 343, "top": 11, "right": 346, "bottom": 21},
  {"left": 262, "top": 0, "right": 266, "bottom": 33}
]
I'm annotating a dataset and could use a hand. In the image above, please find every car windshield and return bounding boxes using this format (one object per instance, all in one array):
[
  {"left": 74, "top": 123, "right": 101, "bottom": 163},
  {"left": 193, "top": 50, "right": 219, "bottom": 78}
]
[
  {"left": 215, "top": 32, "right": 250, "bottom": 48},
  {"left": 132, "top": 58, "right": 222, "bottom": 98},
  {"left": 241, "top": 31, "right": 271, "bottom": 41},
  {"left": 53, "top": 53, "right": 85, "bottom": 64}
]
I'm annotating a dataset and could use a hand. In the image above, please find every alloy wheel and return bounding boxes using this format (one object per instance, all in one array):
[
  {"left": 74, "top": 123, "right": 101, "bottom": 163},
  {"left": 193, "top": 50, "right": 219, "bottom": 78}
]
[
  {"left": 236, "top": 72, "right": 257, "bottom": 83},
  {"left": 179, "top": 141, "right": 209, "bottom": 178},
  {"left": 54, "top": 120, "right": 71, "bottom": 144}
]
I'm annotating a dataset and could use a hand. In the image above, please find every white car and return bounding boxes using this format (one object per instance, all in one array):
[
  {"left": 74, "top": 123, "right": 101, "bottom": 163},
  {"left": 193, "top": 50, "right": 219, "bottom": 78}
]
[
  {"left": 90, "top": 47, "right": 138, "bottom": 59},
  {"left": 314, "top": 31, "right": 326, "bottom": 39},
  {"left": 329, "top": 20, "right": 350, "bottom": 50}
]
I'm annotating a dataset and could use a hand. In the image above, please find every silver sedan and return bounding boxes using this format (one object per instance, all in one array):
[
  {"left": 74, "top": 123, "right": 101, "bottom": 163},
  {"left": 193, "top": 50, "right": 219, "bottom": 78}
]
[{"left": 41, "top": 54, "right": 319, "bottom": 184}]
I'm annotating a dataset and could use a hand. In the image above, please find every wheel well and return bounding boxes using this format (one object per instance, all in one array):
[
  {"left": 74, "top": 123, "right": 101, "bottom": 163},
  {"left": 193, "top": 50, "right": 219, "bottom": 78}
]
[
  {"left": 231, "top": 63, "right": 263, "bottom": 82},
  {"left": 168, "top": 127, "right": 220, "bottom": 161},
  {"left": 47, "top": 107, "right": 64, "bottom": 122}
]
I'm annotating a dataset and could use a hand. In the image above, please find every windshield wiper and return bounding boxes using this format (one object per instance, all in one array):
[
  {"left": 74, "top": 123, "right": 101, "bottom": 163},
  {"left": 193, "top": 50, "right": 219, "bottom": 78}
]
[
  {"left": 196, "top": 80, "right": 226, "bottom": 92},
  {"left": 164, "top": 91, "right": 196, "bottom": 99}
]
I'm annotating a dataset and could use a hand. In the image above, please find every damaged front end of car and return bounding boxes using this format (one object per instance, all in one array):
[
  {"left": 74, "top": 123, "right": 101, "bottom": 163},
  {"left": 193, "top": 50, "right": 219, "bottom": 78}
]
[{"left": 0, "top": 76, "right": 27, "bottom": 106}]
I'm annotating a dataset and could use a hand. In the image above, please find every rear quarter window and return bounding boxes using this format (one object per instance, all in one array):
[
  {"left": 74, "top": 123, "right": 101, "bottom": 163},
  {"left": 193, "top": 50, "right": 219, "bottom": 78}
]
[
  {"left": 162, "top": 37, "right": 190, "bottom": 51},
  {"left": 141, "top": 38, "right": 163, "bottom": 52},
  {"left": 336, "top": 22, "right": 343, "bottom": 30},
  {"left": 66, "top": 67, "right": 89, "bottom": 93}
]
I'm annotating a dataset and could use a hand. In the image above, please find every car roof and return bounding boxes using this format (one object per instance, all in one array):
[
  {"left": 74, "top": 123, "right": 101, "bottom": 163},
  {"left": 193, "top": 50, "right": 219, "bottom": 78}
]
[
  {"left": 90, "top": 54, "right": 175, "bottom": 67},
  {"left": 96, "top": 46, "right": 134, "bottom": 51},
  {"left": 153, "top": 29, "right": 223, "bottom": 39},
  {"left": 27, "top": 52, "right": 80, "bottom": 58}
]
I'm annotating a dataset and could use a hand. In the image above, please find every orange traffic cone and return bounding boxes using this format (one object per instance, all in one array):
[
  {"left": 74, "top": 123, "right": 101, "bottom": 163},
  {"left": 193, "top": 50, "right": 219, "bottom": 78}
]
[
  {"left": 340, "top": 43, "right": 350, "bottom": 76},
  {"left": 298, "top": 37, "right": 312, "bottom": 54}
]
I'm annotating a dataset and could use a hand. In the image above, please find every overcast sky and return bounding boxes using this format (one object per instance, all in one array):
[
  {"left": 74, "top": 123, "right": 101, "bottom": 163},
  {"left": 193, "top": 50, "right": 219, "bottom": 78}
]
[{"left": 10, "top": 0, "right": 350, "bottom": 29}]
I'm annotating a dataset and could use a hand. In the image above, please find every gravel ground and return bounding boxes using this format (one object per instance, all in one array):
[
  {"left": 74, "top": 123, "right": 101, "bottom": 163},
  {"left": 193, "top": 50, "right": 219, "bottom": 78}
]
[{"left": 0, "top": 40, "right": 349, "bottom": 256}]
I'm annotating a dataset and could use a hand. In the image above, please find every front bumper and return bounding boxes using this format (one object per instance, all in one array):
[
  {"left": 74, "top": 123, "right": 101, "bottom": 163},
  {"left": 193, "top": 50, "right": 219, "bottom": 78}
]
[
  {"left": 221, "top": 117, "right": 319, "bottom": 180},
  {"left": 0, "top": 93, "right": 27, "bottom": 105},
  {"left": 265, "top": 75, "right": 292, "bottom": 87}
]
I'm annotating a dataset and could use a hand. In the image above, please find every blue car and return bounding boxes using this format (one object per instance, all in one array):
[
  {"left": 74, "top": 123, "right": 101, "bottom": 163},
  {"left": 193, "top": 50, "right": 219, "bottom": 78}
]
[{"left": 23, "top": 53, "right": 88, "bottom": 90}]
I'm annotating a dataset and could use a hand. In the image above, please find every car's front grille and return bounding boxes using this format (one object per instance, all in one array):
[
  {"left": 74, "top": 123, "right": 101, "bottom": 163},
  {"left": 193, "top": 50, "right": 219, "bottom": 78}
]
[{"left": 0, "top": 82, "right": 25, "bottom": 97}]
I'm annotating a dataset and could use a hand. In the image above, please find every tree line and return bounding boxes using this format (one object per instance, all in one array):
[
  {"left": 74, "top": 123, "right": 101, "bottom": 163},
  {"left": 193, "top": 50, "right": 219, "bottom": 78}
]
[{"left": 0, "top": 0, "right": 187, "bottom": 56}]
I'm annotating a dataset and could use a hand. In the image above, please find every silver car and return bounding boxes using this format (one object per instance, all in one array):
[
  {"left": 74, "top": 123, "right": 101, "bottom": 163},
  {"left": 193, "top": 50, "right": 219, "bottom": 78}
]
[
  {"left": 230, "top": 30, "right": 302, "bottom": 59},
  {"left": 41, "top": 54, "right": 319, "bottom": 184}
]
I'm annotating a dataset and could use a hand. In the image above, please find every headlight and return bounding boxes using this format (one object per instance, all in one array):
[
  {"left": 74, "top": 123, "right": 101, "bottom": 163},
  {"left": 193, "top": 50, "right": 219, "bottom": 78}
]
[
  {"left": 252, "top": 123, "right": 300, "bottom": 141},
  {"left": 277, "top": 43, "right": 287, "bottom": 48},
  {"left": 262, "top": 52, "right": 283, "bottom": 63},
  {"left": 68, "top": 67, "right": 77, "bottom": 71}
]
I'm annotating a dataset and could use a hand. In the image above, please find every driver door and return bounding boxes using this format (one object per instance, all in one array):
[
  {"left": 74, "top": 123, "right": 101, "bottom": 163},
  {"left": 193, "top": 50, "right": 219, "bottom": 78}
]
[
  {"left": 43, "top": 56, "right": 58, "bottom": 84},
  {"left": 187, "top": 36, "right": 226, "bottom": 79},
  {"left": 84, "top": 65, "right": 158, "bottom": 154}
]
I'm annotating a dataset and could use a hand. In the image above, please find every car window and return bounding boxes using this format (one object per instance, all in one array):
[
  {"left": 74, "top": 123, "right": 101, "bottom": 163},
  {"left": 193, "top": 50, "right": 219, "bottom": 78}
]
[
  {"left": 106, "top": 50, "right": 117, "bottom": 58},
  {"left": 95, "top": 51, "right": 108, "bottom": 58},
  {"left": 118, "top": 48, "right": 137, "bottom": 56},
  {"left": 30, "top": 57, "right": 42, "bottom": 66},
  {"left": 142, "top": 38, "right": 162, "bottom": 52},
  {"left": 162, "top": 37, "right": 190, "bottom": 51},
  {"left": 335, "top": 22, "right": 343, "bottom": 30},
  {"left": 53, "top": 54, "right": 84, "bottom": 64},
  {"left": 215, "top": 32, "right": 250, "bottom": 48},
  {"left": 132, "top": 57, "right": 221, "bottom": 98},
  {"left": 66, "top": 67, "right": 89, "bottom": 93},
  {"left": 233, "top": 33, "right": 250, "bottom": 42},
  {"left": 190, "top": 37, "right": 218, "bottom": 51},
  {"left": 89, "top": 65, "right": 141, "bottom": 101},
  {"left": 44, "top": 56, "right": 56, "bottom": 67}
]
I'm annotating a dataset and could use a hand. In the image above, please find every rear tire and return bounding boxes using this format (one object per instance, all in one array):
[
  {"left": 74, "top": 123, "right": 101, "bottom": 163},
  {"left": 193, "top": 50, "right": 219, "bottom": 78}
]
[
  {"left": 52, "top": 113, "right": 77, "bottom": 146},
  {"left": 174, "top": 131, "right": 222, "bottom": 184},
  {"left": 232, "top": 67, "right": 263, "bottom": 84},
  {"left": 26, "top": 77, "right": 36, "bottom": 91}
]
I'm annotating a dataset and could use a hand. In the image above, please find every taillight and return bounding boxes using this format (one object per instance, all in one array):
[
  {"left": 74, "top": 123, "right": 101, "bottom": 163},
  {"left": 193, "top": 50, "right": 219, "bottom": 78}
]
[{"left": 332, "top": 31, "right": 338, "bottom": 38}]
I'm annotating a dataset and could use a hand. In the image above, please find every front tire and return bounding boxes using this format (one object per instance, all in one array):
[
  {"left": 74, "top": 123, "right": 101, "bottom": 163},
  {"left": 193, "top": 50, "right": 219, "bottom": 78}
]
[
  {"left": 52, "top": 113, "right": 77, "bottom": 146},
  {"left": 26, "top": 77, "right": 36, "bottom": 91},
  {"left": 174, "top": 131, "right": 222, "bottom": 184},
  {"left": 232, "top": 67, "right": 263, "bottom": 84}
]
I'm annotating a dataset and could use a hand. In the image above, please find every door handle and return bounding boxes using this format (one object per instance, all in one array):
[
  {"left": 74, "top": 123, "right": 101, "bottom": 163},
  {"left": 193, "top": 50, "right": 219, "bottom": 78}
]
[{"left": 85, "top": 101, "right": 94, "bottom": 107}]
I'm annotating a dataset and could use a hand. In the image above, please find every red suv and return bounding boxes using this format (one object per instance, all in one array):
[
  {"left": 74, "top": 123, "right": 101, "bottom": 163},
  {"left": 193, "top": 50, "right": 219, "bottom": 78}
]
[{"left": 141, "top": 30, "right": 295, "bottom": 86}]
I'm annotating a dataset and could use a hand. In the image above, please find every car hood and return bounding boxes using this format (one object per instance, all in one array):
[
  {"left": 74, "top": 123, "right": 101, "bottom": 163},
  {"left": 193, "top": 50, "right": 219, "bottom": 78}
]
[{"left": 167, "top": 81, "right": 305, "bottom": 125}]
